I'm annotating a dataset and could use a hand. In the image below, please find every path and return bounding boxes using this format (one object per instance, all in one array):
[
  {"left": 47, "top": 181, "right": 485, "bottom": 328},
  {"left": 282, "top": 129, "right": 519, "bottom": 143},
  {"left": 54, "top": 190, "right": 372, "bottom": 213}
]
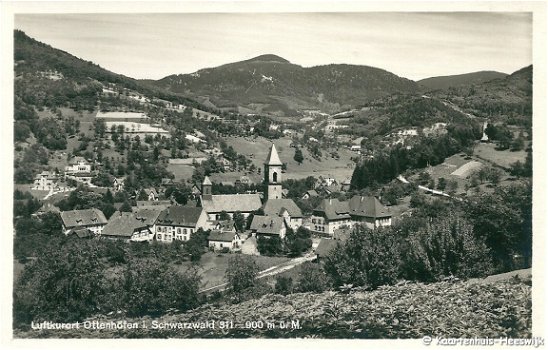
[{"left": 198, "top": 254, "right": 317, "bottom": 294}]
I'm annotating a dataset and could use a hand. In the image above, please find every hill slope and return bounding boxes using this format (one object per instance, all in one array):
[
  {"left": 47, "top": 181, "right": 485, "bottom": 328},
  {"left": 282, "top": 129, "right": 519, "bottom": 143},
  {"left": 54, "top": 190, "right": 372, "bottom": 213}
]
[
  {"left": 152, "top": 55, "right": 419, "bottom": 116},
  {"left": 418, "top": 71, "right": 508, "bottom": 91}
]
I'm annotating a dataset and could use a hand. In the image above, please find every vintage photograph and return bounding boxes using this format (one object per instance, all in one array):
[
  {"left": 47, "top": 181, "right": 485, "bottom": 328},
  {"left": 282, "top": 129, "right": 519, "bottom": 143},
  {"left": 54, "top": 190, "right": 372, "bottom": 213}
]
[{"left": 4, "top": 2, "right": 544, "bottom": 343}]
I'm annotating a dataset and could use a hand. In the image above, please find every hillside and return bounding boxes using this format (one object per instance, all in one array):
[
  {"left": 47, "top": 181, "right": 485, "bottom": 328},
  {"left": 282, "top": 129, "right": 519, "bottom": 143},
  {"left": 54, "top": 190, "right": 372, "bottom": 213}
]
[
  {"left": 435, "top": 65, "right": 532, "bottom": 122},
  {"left": 152, "top": 55, "right": 419, "bottom": 116},
  {"left": 15, "top": 274, "right": 531, "bottom": 338},
  {"left": 418, "top": 71, "right": 507, "bottom": 91}
]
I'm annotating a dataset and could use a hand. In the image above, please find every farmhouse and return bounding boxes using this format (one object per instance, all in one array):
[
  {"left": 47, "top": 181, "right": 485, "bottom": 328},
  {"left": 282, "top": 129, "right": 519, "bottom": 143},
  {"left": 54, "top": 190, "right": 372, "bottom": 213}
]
[
  {"left": 199, "top": 176, "right": 262, "bottom": 220},
  {"left": 302, "top": 189, "right": 319, "bottom": 199},
  {"left": 155, "top": 206, "right": 208, "bottom": 243},
  {"left": 101, "top": 211, "right": 153, "bottom": 242},
  {"left": 132, "top": 207, "right": 163, "bottom": 233},
  {"left": 60, "top": 208, "right": 108, "bottom": 235}
]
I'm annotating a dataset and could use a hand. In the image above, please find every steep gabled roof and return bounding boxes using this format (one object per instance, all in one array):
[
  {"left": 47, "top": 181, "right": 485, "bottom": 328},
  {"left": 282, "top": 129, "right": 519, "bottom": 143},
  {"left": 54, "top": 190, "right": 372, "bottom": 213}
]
[
  {"left": 265, "top": 144, "right": 282, "bottom": 166},
  {"left": 156, "top": 206, "right": 204, "bottom": 227},
  {"left": 348, "top": 196, "right": 391, "bottom": 218},
  {"left": 202, "top": 176, "right": 212, "bottom": 185},
  {"left": 102, "top": 211, "right": 149, "bottom": 237},
  {"left": 263, "top": 198, "right": 303, "bottom": 218},
  {"left": 208, "top": 230, "right": 238, "bottom": 243},
  {"left": 133, "top": 207, "right": 163, "bottom": 226},
  {"left": 60, "top": 208, "right": 108, "bottom": 228},
  {"left": 313, "top": 198, "right": 351, "bottom": 221},
  {"left": 200, "top": 193, "right": 262, "bottom": 213},
  {"left": 250, "top": 215, "right": 286, "bottom": 235}
]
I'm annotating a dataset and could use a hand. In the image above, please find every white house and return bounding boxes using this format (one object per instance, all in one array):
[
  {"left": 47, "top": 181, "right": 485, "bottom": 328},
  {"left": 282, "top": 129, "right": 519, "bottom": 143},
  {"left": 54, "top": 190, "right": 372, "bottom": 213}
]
[
  {"left": 155, "top": 206, "right": 209, "bottom": 243},
  {"left": 65, "top": 157, "right": 91, "bottom": 174},
  {"left": 310, "top": 198, "right": 352, "bottom": 235},
  {"left": 60, "top": 208, "right": 108, "bottom": 235},
  {"left": 32, "top": 171, "right": 59, "bottom": 191},
  {"left": 348, "top": 196, "right": 392, "bottom": 229},
  {"left": 208, "top": 231, "right": 243, "bottom": 252},
  {"left": 250, "top": 215, "right": 287, "bottom": 239}
]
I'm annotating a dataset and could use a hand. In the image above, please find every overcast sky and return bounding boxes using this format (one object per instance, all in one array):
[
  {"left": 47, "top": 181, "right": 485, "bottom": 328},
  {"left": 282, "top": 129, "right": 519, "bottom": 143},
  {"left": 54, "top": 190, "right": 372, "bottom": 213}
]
[{"left": 15, "top": 12, "right": 532, "bottom": 81}]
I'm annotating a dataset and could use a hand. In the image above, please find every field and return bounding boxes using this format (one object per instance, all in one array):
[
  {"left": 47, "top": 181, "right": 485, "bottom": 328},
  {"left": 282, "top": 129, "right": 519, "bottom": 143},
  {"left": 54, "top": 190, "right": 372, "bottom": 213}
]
[
  {"left": 225, "top": 135, "right": 355, "bottom": 181},
  {"left": 474, "top": 142, "right": 528, "bottom": 169},
  {"left": 166, "top": 164, "right": 195, "bottom": 183}
]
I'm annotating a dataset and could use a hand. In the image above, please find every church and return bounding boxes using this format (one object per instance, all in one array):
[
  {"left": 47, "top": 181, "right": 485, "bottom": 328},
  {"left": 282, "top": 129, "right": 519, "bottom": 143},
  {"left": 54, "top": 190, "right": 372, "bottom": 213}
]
[{"left": 199, "top": 144, "right": 303, "bottom": 236}]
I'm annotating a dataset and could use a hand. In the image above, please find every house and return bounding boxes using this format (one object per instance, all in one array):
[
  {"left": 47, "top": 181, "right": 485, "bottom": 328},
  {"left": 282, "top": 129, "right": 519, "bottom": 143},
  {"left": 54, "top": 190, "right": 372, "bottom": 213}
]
[
  {"left": 302, "top": 189, "right": 319, "bottom": 199},
  {"left": 348, "top": 196, "right": 392, "bottom": 229},
  {"left": 101, "top": 211, "right": 154, "bottom": 242},
  {"left": 211, "top": 219, "right": 236, "bottom": 232},
  {"left": 155, "top": 206, "right": 208, "bottom": 243},
  {"left": 66, "top": 228, "right": 95, "bottom": 239},
  {"left": 250, "top": 215, "right": 287, "bottom": 239},
  {"left": 132, "top": 207, "right": 164, "bottom": 233},
  {"left": 135, "top": 200, "right": 171, "bottom": 210},
  {"left": 60, "top": 208, "right": 108, "bottom": 235},
  {"left": 32, "top": 171, "right": 59, "bottom": 191},
  {"left": 350, "top": 145, "right": 361, "bottom": 153},
  {"left": 310, "top": 198, "right": 352, "bottom": 235},
  {"left": 65, "top": 156, "right": 91, "bottom": 174},
  {"left": 262, "top": 198, "right": 303, "bottom": 231},
  {"left": 113, "top": 177, "right": 125, "bottom": 192},
  {"left": 34, "top": 202, "right": 61, "bottom": 217},
  {"left": 70, "top": 172, "right": 93, "bottom": 185},
  {"left": 208, "top": 231, "right": 243, "bottom": 252},
  {"left": 144, "top": 188, "right": 159, "bottom": 201},
  {"left": 199, "top": 176, "right": 262, "bottom": 220},
  {"left": 341, "top": 178, "right": 352, "bottom": 192},
  {"left": 191, "top": 184, "right": 202, "bottom": 198},
  {"left": 282, "top": 188, "right": 289, "bottom": 198}
]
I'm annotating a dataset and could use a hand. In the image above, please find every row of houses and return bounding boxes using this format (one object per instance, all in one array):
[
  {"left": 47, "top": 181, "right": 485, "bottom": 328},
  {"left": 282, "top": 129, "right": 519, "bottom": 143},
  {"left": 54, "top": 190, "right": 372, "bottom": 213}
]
[{"left": 57, "top": 144, "right": 393, "bottom": 254}]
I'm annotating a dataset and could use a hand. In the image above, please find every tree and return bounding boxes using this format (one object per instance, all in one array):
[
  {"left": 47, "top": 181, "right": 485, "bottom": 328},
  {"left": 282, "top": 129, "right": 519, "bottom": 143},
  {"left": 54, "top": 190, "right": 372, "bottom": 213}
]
[
  {"left": 294, "top": 147, "right": 304, "bottom": 164},
  {"left": 119, "top": 200, "right": 132, "bottom": 212},
  {"left": 274, "top": 276, "right": 294, "bottom": 295},
  {"left": 219, "top": 211, "right": 230, "bottom": 221},
  {"left": 225, "top": 255, "right": 260, "bottom": 296},
  {"left": 233, "top": 211, "right": 245, "bottom": 232},
  {"left": 257, "top": 236, "right": 283, "bottom": 256},
  {"left": 296, "top": 262, "right": 330, "bottom": 293},
  {"left": 436, "top": 177, "right": 447, "bottom": 191}
]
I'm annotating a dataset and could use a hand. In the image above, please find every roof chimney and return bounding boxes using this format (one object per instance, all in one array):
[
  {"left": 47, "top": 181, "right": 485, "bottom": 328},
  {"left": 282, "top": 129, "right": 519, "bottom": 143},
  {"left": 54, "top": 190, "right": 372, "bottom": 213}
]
[{"left": 329, "top": 198, "right": 332, "bottom": 205}]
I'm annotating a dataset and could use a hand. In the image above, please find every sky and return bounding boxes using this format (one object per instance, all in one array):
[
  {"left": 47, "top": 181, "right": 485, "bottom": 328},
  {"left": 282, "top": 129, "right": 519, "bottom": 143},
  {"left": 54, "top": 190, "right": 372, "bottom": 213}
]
[{"left": 14, "top": 12, "right": 532, "bottom": 81}]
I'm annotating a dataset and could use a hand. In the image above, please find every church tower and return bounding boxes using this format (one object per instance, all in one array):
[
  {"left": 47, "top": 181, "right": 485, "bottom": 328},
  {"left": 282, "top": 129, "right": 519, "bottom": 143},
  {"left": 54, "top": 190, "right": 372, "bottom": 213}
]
[
  {"left": 202, "top": 176, "right": 212, "bottom": 200},
  {"left": 264, "top": 144, "right": 283, "bottom": 200}
]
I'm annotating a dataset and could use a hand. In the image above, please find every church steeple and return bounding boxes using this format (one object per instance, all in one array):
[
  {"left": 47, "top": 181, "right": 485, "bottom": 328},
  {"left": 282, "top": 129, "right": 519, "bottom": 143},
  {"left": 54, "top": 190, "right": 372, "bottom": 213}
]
[
  {"left": 264, "top": 144, "right": 283, "bottom": 200},
  {"left": 202, "top": 176, "right": 212, "bottom": 200}
]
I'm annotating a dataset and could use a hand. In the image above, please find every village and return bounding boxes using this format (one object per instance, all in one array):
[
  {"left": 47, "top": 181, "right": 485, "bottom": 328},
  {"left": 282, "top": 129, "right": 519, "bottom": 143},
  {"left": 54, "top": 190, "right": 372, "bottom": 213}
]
[{"left": 31, "top": 143, "right": 393, "bottom": 262}]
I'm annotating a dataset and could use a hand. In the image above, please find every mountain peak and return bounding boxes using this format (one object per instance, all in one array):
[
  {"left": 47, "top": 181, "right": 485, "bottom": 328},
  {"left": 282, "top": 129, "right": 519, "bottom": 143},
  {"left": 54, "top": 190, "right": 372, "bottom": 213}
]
[{"left": 245, "top": 54, "right": 290, "bottom": 64}]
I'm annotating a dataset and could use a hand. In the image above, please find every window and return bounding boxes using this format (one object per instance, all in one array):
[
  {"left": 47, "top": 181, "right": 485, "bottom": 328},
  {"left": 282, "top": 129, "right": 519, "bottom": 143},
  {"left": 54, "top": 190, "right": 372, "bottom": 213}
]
[
  {"left": 183, "top": 228, "right": 187, "bottom": 234},
  {"left": 273, "top": 172, "right": 278, "bottom": 183},
  {"left": 177, "top": 228, "right": 181, "bottom": 234},
  {"left": 157, "top": 234, "right": 163, "bottom": 240}
]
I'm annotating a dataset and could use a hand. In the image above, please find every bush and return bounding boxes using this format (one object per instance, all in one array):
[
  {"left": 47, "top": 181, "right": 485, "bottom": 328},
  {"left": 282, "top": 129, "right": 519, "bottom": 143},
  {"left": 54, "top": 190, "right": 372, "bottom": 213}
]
[
  {"left": 274, "top": 276, "right": 294, "bottom": 295},
  {"left": 296, "top": 262, "right": 331, "bottom": 293}
]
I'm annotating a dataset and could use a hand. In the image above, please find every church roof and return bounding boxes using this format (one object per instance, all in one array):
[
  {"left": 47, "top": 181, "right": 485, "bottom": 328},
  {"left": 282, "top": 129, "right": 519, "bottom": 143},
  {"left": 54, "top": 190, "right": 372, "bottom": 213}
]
[
  {"left": 265, "top": 144, "right": 282, "bottom": 166},
  {"left": 200, "top": 193, "right": 262, "bottom": 213}
]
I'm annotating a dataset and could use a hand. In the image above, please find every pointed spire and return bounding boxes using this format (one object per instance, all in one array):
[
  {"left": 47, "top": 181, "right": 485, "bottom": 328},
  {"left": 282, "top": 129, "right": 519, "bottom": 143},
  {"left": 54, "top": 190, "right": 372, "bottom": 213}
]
[
  {"left": 202, "top": 176, "right": 212, "bottom": 185},
  {"left": 265, "top": 144, "right": 282, "bottom": 165}
]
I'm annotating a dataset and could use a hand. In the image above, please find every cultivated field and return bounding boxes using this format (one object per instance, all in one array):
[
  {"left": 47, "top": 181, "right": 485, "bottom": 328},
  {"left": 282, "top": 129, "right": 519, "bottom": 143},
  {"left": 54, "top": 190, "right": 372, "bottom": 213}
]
[{"left": 474, "top": 143, "right": 527, "bottom": 169}]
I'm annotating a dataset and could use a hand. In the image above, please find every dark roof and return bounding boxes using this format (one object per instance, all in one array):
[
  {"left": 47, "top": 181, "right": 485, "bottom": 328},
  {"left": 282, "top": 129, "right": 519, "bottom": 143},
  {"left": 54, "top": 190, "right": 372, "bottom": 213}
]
[
  {"left": 304, "top": 190, "right": 319, "bottom": 197},
  {"left": 211, "top": 219, "right": 236, "bottom": 232},
  {"left": 68, "top": 156, "right": 88, "bottom": 165},
  {"left": 263, "top": 198, "right": 303, "bottom": 218},
  {"left": 67, "top": 228, "right": 94, "bottom": 238},
  {"left": 313, "top": 198, "right": 351, "bottom": 221},
  {"left": 208, "top": 230, "right": 238, "bottom": 242},
  {"left": 315, "top": 239, "right": 339, "bottom": 258},
  {"left": 102, "top": 211, "right": 149, "bottom": 237},
  {"left": 157, "top": 206, "right": 204, "bottom": 227},
  {"left": 348, "top": 196, "right": 391, "bottom": 218},
  {"left": 133, "top": 207, "right": 163, "bottom": 226},
  {"left": 60, "top": 208, "right": 107, "bottom": 228},
  {"left": 200, "top": 193, "right": 262, "bottom": 213},
  {"left": 250, "top": 215, "right": 285, "bottom": 235}
]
